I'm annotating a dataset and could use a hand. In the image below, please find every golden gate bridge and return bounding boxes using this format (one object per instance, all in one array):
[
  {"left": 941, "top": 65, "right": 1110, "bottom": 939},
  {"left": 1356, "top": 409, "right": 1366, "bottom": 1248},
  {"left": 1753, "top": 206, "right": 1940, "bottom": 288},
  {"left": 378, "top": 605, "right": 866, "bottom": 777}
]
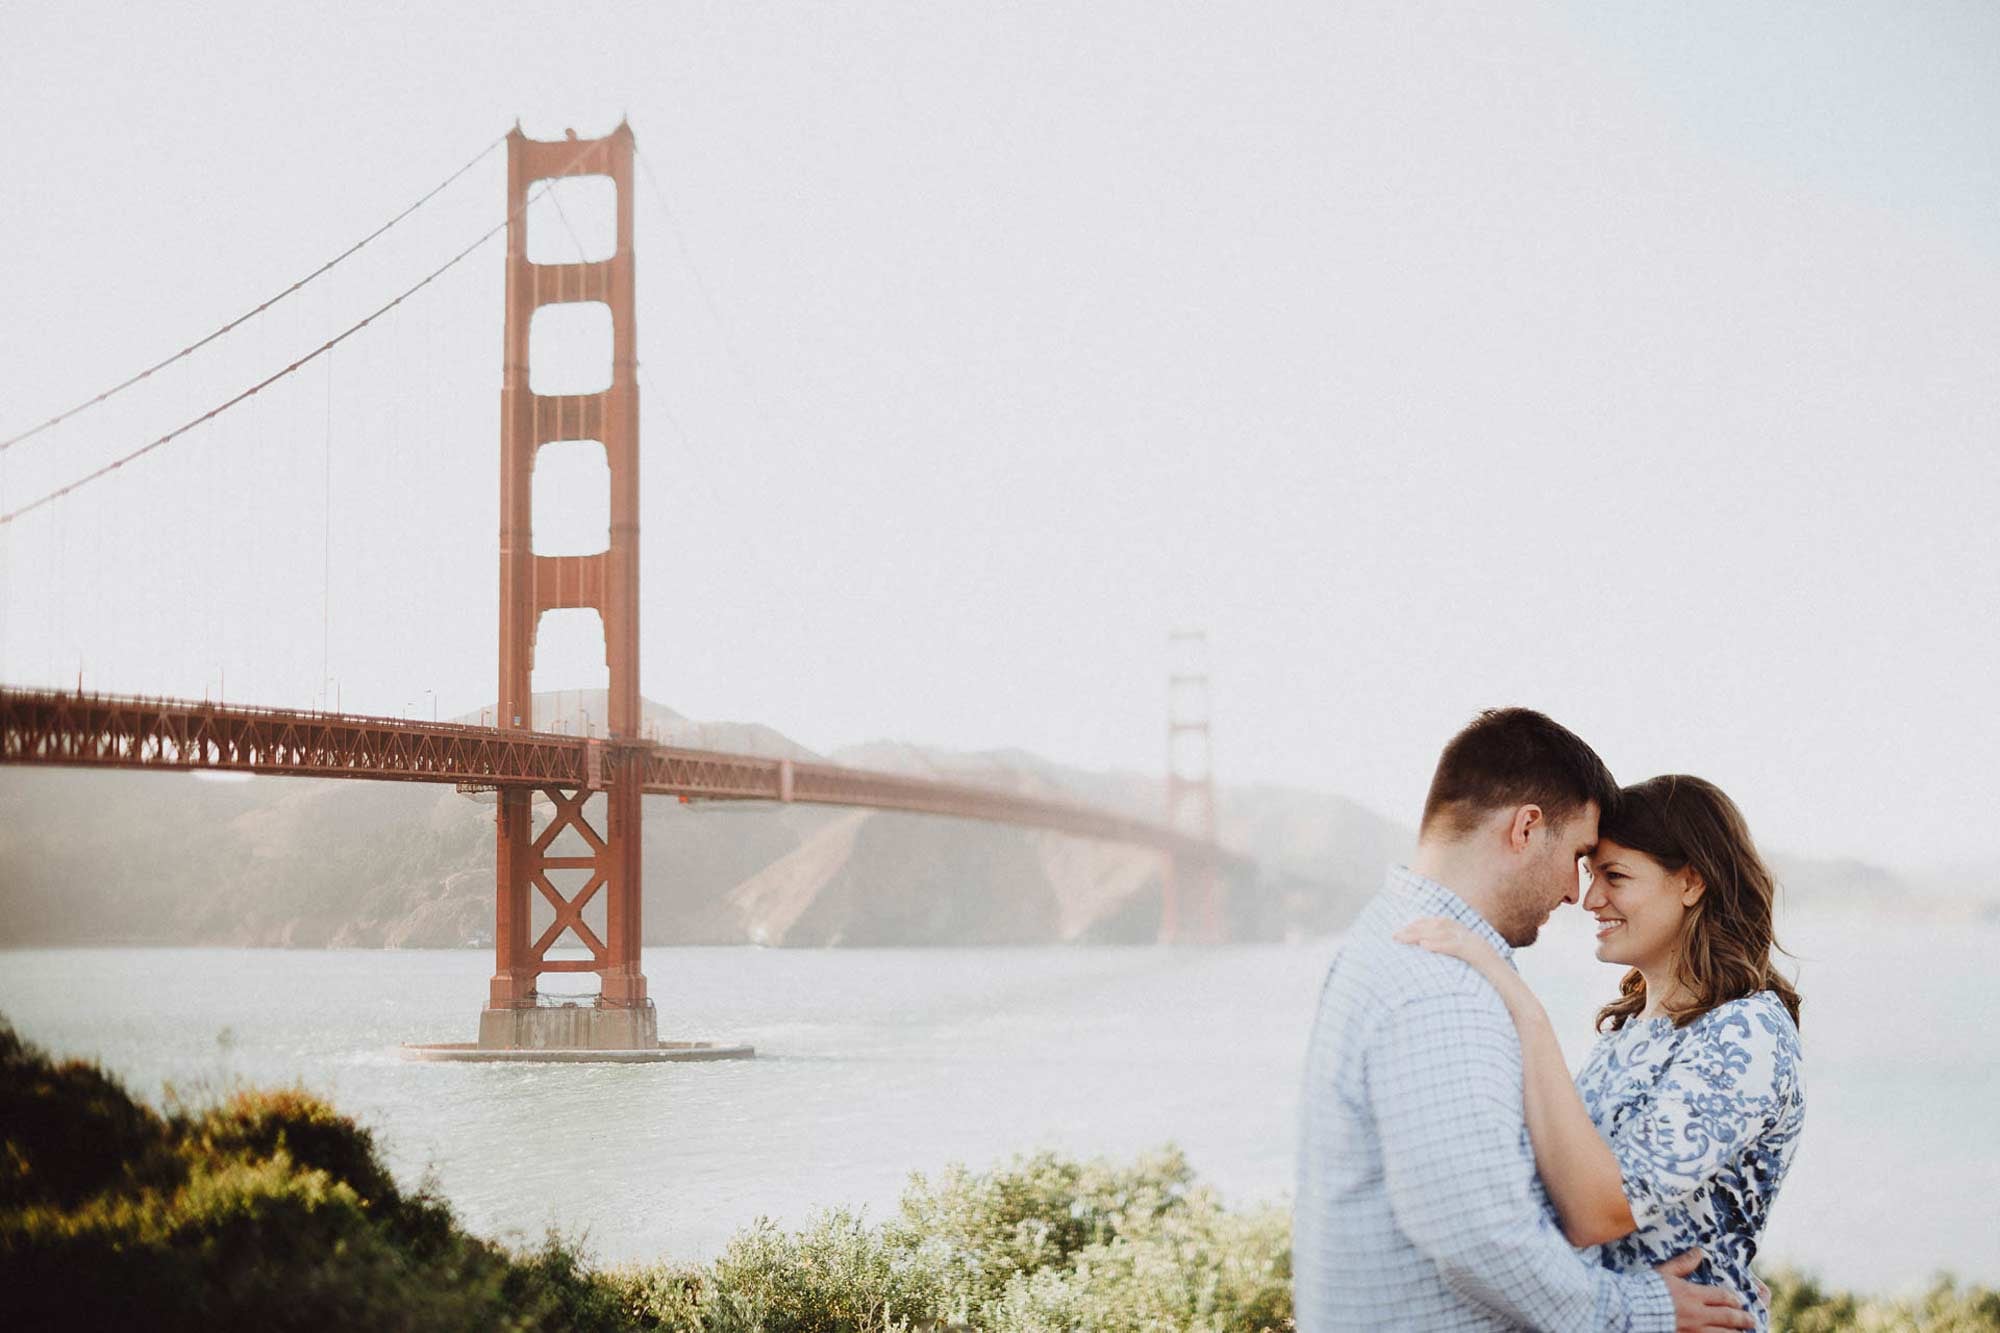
[{"left": 0, "top": 122, "right": 1246, "bottom": 1058}]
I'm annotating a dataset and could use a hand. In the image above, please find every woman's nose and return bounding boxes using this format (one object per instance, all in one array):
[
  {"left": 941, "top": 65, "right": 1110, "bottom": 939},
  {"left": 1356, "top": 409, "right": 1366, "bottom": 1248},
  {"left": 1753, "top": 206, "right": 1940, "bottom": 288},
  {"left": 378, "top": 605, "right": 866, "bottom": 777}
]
[{"left": 1581, "top": 871, "right": 1608, "bottom": 911}]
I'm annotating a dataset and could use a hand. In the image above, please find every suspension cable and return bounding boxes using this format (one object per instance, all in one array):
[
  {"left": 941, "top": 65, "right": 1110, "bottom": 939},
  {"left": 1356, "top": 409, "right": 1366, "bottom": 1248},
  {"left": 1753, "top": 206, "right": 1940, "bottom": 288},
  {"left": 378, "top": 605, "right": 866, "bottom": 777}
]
[
  {"left": 1, "top": 210, "right": 509, "bottom": 527},
  {"left": 0, "top": 133, "right": 506, "bottom": 454},
  {"left": 634, "top": 143, "right": 753, "bottom": 379},
  {"left": 1, "top": 134, "right": 603, "bottom": 528},
  {"left": 543, "top": 180, "right": 593, "bottom": 262}
]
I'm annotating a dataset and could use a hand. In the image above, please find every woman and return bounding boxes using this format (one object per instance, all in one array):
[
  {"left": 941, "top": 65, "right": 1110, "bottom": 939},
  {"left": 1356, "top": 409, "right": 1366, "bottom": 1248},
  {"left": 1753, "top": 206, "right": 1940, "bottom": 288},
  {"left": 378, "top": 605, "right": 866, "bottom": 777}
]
[{"left": 1395, "top": 774, "right": 1805, "bottom": 1332}]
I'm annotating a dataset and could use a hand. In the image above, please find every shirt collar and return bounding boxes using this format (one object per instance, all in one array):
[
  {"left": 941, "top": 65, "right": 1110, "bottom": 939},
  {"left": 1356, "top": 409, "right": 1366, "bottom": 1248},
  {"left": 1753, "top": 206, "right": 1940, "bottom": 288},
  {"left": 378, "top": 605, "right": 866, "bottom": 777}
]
[{"left": 1385, "top": 865, "right": 1518, "bottom": 966}]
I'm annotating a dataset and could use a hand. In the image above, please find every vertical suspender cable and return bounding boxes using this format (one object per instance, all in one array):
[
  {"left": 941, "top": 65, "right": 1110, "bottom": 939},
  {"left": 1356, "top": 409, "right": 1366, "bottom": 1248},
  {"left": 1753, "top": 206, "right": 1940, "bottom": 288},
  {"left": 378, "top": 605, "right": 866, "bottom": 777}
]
[
  {"left": 0, "top": 442, "right": 9, "bottom": 677},
  {"left": 529, "top": 223, "right": 540, "bottom": 730},
  {"left": 322, "top": 346, "right": 334, "bottom": 714},
  {"left": 45, "top": 501, "right": 58, "bottom": 687}
]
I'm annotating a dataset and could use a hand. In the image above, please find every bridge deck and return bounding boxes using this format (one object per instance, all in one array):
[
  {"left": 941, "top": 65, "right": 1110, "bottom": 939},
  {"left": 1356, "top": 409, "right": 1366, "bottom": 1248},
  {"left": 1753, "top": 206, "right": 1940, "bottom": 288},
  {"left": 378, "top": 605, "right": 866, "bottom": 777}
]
[{"left": 0, "top": 687, "right": 1243, "bottom": 866}]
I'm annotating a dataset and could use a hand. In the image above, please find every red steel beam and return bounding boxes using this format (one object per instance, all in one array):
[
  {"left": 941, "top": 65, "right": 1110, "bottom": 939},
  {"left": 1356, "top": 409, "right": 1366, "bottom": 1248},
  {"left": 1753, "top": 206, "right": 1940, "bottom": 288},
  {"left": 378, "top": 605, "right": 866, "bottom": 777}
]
[
  {"left": 0, "top": 688, "right": 587, "bottom": 785},
  {"left": 0, "top": 687, "right": 1246, "bottom": 869}
]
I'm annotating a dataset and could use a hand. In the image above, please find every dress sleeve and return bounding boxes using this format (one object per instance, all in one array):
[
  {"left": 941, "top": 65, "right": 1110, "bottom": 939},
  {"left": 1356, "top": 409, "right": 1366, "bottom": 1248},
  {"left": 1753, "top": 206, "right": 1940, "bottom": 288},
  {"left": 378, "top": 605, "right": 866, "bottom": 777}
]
[{"left": 1608, "top": 1000, "right": 1797, "bottom": 1232}]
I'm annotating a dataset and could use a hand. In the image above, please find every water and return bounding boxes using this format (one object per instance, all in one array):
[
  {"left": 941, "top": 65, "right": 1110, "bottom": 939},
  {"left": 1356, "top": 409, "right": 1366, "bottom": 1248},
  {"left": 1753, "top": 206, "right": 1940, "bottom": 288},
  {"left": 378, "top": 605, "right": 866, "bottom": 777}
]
[{"left": 0, "top": 905, "right": 1992, "bottom": 1294}]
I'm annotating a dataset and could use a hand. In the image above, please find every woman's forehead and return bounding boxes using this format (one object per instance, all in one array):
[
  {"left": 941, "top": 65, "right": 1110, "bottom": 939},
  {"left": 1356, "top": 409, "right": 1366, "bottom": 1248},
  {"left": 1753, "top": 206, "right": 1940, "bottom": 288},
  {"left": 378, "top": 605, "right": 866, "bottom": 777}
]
[{"left": 1591, "top": 838, "right": 1652, "bottom": 866}]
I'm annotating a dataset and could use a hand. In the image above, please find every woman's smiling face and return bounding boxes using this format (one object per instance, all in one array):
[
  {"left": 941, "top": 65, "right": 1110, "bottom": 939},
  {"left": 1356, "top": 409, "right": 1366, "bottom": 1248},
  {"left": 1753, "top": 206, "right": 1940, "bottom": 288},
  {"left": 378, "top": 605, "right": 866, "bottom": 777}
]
[{"left": 1583, "top": 839, "right": 1699, "bottom": 970}]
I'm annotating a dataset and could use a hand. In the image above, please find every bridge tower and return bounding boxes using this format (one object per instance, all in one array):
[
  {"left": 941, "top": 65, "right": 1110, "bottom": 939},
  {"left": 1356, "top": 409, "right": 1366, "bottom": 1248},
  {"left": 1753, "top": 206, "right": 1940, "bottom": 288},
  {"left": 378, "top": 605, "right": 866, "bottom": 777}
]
[
  {"left": 482, "top": 122, "right": 653, "bottom": 1050},
  {"left": 1161, "top": 629, "right": 1224, "bottom": 944}
]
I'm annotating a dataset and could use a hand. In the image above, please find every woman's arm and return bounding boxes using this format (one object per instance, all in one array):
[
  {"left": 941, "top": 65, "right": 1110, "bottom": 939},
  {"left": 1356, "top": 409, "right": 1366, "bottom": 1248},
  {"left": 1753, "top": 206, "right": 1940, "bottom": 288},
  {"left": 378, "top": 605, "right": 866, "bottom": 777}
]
[{"left": 1394, "top": 917, "right": 1639, "bottom": 1248}]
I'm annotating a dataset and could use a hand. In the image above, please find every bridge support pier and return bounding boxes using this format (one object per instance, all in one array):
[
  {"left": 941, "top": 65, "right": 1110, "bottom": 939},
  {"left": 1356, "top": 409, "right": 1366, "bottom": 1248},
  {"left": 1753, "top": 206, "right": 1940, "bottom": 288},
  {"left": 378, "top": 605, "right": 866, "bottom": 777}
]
[
  {"left": 488, "top": 786, "right": 538, "bottom": 1008},
  {"left": 490, "top": 123, "right": 657, "bottom": 1048},
  {"left": 477, "top": 999, "right": 657, "bottom": 1051},
  {"left": 474, "top": 762, "right": 663, "bottom": 1051},
  {"left": 1161, "top": 632, "right": 1227, "bottom": 945},
  {"left": 411, "top": 120, "right": 751, "bottom": 1064},
  {"left": 1162, "top": 854, "right": 1226, "bottom": 947}
]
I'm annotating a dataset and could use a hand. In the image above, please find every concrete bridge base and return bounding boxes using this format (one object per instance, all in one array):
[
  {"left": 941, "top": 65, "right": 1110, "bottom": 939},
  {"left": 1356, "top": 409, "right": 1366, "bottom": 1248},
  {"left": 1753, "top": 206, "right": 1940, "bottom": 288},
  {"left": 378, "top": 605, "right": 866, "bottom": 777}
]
[
  {"left": 476, "top": 1000, "right": 661, "bottom": 1051},
  {"left": 400, "top": 1000, "right": 754, "bottom": 1063}
]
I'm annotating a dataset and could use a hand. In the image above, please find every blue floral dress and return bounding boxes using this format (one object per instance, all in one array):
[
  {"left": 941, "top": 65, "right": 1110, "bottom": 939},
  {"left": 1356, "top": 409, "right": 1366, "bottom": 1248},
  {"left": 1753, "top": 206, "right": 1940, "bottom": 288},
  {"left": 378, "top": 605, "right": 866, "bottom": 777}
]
[{"left": 1573, "top": 990, "right": 1805, "bottom": 1332}]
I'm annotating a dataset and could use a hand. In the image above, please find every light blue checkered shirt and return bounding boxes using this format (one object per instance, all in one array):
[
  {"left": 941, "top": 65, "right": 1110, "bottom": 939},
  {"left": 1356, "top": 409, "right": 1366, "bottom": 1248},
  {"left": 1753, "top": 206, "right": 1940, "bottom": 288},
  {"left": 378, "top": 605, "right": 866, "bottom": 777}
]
[{"left": 1294, "top": 867, "right": 1676, "bottom": 1331}]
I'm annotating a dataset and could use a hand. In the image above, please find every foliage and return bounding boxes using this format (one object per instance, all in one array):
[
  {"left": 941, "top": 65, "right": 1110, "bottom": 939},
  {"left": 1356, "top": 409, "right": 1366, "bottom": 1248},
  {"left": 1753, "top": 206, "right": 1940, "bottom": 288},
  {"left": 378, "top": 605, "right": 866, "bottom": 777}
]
[
  {"left": 591, "top": 1146, "right": 1289, "bottom": 1332},
  {"left": 889, "top": 1146, "right": 1195, "bottom": 1308},
  {"left": 624, "top": 1211, "right": 951, "bottom": 1332},
  {"left": 1765, "top": 1266, "right": 2000, "bottom": 1332},
  {"left": 5, "top": 1016, "right": 1998, "bottom": 1331},
  {"left": 880, "top": 1147, "right": 1290, "bottom": 1332},
  {"left": 0, "top": 1017, "right": 180, "bottom": 1209},
  {"left": 0, "top": 1019, "right": 613, "bottom": 1330}
]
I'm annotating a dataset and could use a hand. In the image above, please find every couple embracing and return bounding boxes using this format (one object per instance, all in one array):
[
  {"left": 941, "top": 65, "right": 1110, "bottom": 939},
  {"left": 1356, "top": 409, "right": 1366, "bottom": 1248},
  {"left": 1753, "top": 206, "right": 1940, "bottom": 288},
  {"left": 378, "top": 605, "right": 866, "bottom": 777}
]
[{"left": 1294, "top": 708, "right": 1804, "bottom": 1331}]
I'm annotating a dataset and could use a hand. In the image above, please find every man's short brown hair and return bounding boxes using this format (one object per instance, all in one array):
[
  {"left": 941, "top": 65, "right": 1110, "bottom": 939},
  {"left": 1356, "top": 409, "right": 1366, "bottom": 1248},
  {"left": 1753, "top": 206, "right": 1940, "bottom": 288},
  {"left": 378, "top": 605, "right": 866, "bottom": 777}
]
[{"left": 1419, "top": 708, "right": 1618, "bottom": 840}]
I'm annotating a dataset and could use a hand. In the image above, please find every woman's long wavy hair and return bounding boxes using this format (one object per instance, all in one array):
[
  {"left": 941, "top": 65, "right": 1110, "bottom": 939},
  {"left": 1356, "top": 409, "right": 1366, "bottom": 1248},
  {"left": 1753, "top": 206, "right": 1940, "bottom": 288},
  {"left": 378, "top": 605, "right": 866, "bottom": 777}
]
[{"left": 1594, "top": 774, "right": 1803, "bottom": 1034}]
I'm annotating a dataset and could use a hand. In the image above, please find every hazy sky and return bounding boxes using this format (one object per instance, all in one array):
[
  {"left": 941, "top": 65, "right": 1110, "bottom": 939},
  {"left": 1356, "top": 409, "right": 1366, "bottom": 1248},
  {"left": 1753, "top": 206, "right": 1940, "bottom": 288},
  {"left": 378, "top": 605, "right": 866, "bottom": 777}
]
[{"left": 3, "top": 2, "right": 1996, "bottom": 870}]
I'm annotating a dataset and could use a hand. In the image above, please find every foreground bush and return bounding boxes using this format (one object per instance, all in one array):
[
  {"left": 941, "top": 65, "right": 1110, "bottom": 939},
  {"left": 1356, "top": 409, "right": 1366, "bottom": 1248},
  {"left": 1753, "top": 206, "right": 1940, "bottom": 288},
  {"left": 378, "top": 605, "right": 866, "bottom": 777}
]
[
  {"left": 3, "top": 1017, "right": 1994, "bottom": 1330},
  {"left": 1, "top": 1021, "right": 622, "bottom": 1330},
  {"left": 1764, "top": 1267, "right": 2000, "bottom": 1332},
  {"left": 608, "top": 1149, "right": 1290, "bottom": 1331}
]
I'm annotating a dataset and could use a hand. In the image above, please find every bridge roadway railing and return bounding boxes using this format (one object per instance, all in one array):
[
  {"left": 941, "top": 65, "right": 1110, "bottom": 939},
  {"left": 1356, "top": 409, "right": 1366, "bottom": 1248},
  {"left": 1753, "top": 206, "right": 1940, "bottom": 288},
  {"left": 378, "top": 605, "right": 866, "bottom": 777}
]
[{"left": 0, "top": 687, "right": 1244, "bottom": 868}]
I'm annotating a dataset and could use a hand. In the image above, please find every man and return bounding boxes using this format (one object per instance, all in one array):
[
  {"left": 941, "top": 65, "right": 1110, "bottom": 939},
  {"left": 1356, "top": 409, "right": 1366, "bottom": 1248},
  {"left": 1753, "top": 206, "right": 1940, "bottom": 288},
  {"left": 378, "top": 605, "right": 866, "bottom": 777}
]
[{"left": 1293, "top": 708, "right": 1753, "bottom": 1331}]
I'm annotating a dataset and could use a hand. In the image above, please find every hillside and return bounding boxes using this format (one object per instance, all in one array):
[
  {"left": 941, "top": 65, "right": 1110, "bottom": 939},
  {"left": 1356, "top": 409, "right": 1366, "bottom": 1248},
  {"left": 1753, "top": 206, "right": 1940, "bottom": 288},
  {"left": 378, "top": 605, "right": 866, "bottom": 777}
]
[
  {"left": 4, "top": 692, "right": 1967, "bottom": 950},
  {"left": 0, "top": 692, "right": 1403, "bottom": 948}
]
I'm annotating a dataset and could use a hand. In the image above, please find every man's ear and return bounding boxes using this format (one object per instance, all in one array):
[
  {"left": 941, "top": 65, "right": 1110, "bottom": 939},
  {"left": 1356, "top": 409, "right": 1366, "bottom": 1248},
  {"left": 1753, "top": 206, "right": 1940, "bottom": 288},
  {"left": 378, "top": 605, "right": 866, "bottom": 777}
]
[{"left": 1507, "top": 805, "right": 1543, "bottom": 853}]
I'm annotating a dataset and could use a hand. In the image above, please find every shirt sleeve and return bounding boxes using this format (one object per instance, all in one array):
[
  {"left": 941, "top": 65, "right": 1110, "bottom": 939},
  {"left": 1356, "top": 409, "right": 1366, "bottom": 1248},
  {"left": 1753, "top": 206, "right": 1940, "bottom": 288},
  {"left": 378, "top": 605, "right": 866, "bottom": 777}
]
[
  {"left": 1608, "top": 1001, "right": 1795, "bottom": 1233},
  {"left": 1370, "top": 992, "right": 1675, "bottom": 1333}
]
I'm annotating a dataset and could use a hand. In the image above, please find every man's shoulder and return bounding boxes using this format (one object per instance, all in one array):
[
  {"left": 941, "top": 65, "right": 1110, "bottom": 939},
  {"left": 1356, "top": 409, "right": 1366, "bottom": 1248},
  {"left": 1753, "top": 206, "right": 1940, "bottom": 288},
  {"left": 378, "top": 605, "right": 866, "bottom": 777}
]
[
  {"left": 1373, "top": 967, "right": 1519, "bottom": 1053},
  {"left": 1322, "top": 908, "right": 1513, "bottom": 1032},
  {"left": 1339, "top": 895, "right": 1510, "bottom": 1000}
]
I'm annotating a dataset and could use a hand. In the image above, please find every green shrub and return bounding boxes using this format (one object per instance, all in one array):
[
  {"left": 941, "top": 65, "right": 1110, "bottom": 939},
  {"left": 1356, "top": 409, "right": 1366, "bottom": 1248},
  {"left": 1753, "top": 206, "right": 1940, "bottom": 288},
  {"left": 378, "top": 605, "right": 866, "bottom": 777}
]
[
  {"left": 503, "top": 1232, "right": 645, "bottom": 1331},
  {"left": 1765, "top": 1266, "right": 2000, "bottom": 1332},
  {"left": 701, "top": 1210, "right": 953, "bottom": 1331},
  {"left": 978, "top": 1178, "right": 1291, "bottom": 1333},
  {"left": 6, "top": 1015, "right": 1998, "bottom": 1332},
  {"left": 0, "top": 1018, "right": 623, "bottom": 1331},
  {"left": 0, "top": 1020, "right": 180, "bottom": 1209},
  {"left": 573, "top": 1150, "right": 1276, "bottom": 1333},
  {"left": 889, "top": 1146, "right": 1196, "bottom": 1310},
  {"left": 176, "top": 1084, "right": 401, "bottom": 1209}
]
